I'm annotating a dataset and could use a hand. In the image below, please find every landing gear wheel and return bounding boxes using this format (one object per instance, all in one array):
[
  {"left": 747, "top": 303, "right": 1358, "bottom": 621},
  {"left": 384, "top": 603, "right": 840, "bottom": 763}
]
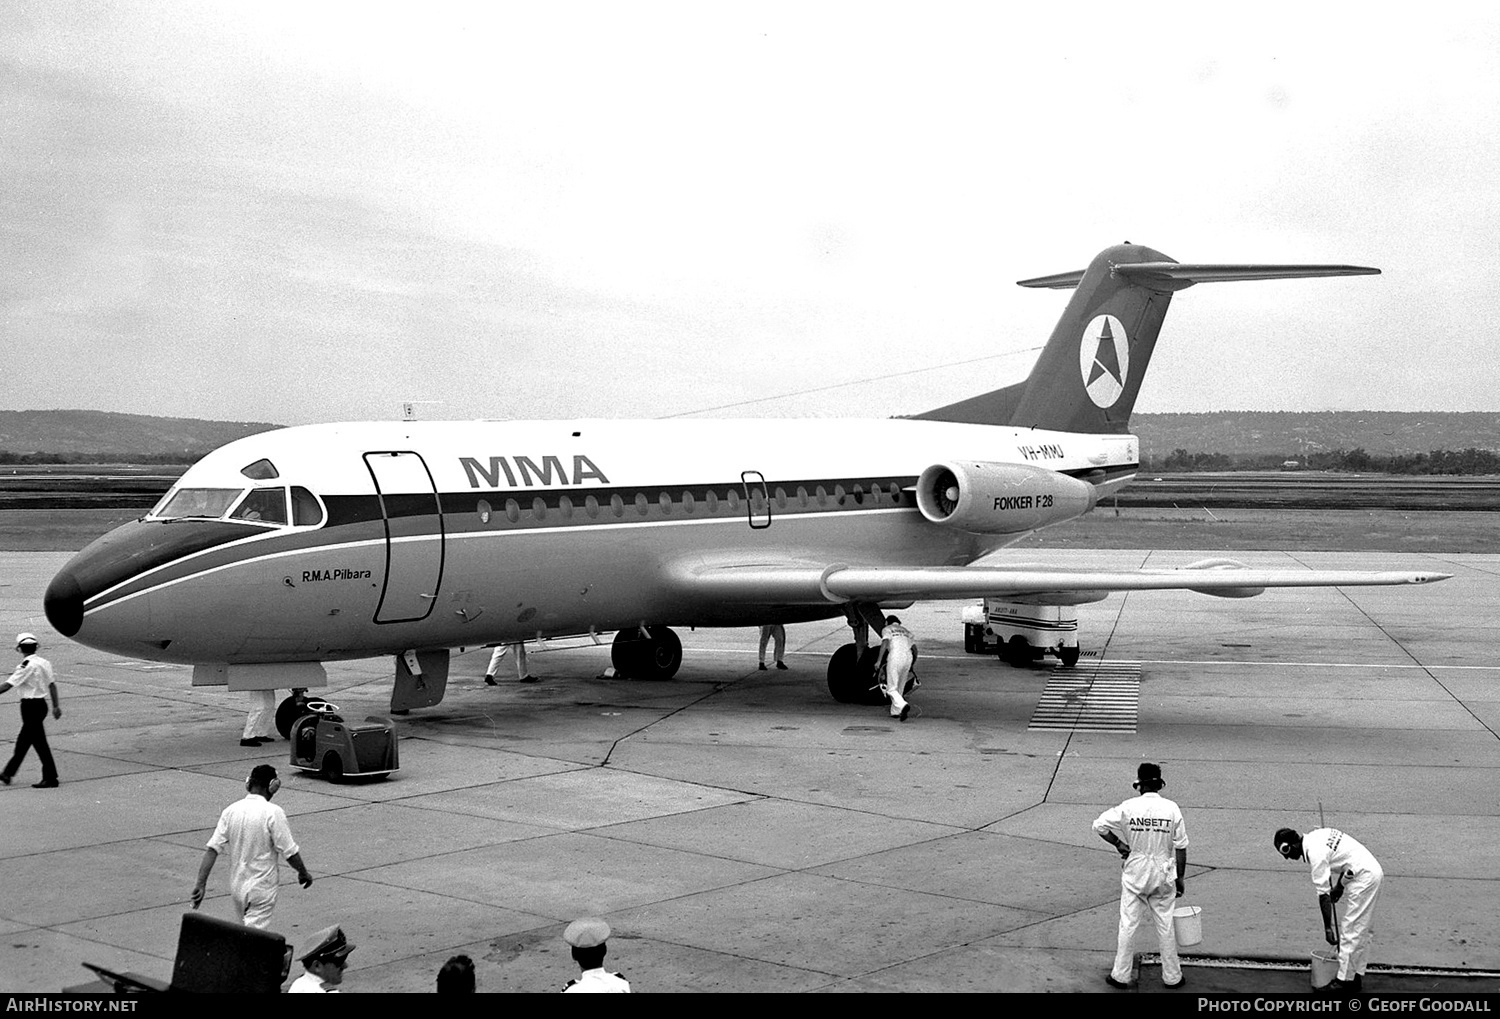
[
  {"left": 964, "top": 623, "right": 983, "bottom": 654},
  {"left": 1004, "top": 635, "right": 1032, "bottom": 668},
  {"left": 827, "top": 644, "right": 886, "bottom": 705},
  {"left": 275, "top": 693, "right": 310, "bottom": 738},
  {"left": 610, "top": 626, "right": 683, "bottom": 680},
  {"left": 1058, "top": 645, "right": 1081, "bottom": 668}
]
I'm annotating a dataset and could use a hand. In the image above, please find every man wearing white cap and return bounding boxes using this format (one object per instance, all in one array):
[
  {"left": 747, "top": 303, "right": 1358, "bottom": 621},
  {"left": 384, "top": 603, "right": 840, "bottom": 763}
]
[
  {"left": 561, "top": 917, "right": 630, "bottom": 993},
  {"left": 289, "top": 925, "right": 355, "bottom": 993},
  {"left": 1, "top": 633, "right": 62, "bottom": 788}
]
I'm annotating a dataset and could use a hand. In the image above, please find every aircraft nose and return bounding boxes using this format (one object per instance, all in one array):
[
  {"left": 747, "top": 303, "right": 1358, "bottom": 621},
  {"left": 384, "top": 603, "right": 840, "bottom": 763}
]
[{"left": 44, "top": 568, "right": 85, "bottom": 638}]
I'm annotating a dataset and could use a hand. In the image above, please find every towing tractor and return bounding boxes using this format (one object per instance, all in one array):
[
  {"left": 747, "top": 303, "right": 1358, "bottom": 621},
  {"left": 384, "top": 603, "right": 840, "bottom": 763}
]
[
  {"left": 288, "top": 699, "right": 400, "bottom": 781},
  {"left": 962, "top": 599, "right": 1080, "bottom": 667}
]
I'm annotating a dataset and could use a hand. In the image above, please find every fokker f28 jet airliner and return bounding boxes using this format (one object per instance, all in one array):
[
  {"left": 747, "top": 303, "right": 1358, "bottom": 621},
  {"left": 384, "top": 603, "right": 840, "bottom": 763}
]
[{"left": 44, "top": 243, "right": 1449, "bottom": 724}]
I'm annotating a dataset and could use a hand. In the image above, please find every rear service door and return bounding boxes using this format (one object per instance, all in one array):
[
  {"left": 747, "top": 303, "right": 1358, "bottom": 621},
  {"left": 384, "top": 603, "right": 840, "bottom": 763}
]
[
  {"left": 741, "top": 471, "right": 771, "bottom": 529},
  {"left": 364, "top": 451, "right": 445, "bottom": 623}
]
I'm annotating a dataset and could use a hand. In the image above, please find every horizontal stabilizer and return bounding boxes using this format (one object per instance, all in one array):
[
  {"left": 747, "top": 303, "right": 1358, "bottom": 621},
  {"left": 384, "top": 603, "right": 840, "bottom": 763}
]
[
  {"left": 669, "top": 561, "right": 1450, "bottom": 607},
  {"left": 1018, "top": 262, "right": 1379, "bottom": 291}
]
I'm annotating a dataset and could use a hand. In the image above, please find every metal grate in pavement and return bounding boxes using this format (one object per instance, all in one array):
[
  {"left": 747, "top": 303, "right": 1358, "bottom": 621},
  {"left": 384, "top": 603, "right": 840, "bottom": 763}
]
[{"left": 1028, "top": 660, "right": 1141, "bottom": 733}]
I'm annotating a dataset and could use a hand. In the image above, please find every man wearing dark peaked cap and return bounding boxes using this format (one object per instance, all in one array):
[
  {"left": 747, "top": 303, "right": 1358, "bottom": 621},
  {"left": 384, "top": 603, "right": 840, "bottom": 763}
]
[{"left": 289, "top": 925, "right": 355, "bottom": 993}]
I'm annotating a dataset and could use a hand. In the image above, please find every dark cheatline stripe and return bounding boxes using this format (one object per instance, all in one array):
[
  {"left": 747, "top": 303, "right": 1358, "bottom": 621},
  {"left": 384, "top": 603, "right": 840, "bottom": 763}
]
[{"left": 1028, "top": 661, "right": 1141, "bottom": 733}]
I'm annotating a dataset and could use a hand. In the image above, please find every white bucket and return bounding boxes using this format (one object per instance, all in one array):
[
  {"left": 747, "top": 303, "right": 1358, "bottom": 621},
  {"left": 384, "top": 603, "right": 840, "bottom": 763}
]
[
  {"left": 1310, "top": 950, "right": 1340, "bottom": 989},
  {"left": 1172, "top": 905, "right": 1203, "bottom": 946}
]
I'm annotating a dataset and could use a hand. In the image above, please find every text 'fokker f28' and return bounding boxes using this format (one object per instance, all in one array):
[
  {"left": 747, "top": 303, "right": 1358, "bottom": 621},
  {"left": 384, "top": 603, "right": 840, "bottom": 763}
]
[{"left": 43, "top": 243, "right": 1450, "bottom": 723}]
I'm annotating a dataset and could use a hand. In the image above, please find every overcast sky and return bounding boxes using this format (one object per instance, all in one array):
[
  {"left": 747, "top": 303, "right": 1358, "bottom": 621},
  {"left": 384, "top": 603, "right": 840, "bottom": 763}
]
[{"left": 3, "top": 2, "right": 1497, "bottom": 426}]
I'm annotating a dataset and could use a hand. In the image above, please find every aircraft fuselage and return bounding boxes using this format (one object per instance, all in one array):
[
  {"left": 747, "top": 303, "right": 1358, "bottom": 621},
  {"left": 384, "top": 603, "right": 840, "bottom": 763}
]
[{"left": 44, "top": 417, "right": 1135, "bottom": 665}]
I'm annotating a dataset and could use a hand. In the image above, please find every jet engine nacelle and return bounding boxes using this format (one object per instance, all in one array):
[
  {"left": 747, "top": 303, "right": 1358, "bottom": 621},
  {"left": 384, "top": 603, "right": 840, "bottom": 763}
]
[{"left": 915, "top": 460, "right": 1098, "bottom": 534}]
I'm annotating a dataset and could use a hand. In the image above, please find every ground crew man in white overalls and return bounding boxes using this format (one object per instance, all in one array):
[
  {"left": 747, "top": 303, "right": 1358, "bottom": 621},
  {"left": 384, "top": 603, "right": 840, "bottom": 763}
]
[
  {"left": 1093, "top": 762, "right": 1189, "bottom": 989},
  {"left": 871, "top": 615, "right": 917, "bottom": 721},
  {"left": 192, "top": 764, "right": 313, "bottom": 928},
  {"left": 1275, "top": 826, "right": 1383, "bottom": 994},
  {"left": 485, "top": 642, "right": 538, "bottom": 684}
]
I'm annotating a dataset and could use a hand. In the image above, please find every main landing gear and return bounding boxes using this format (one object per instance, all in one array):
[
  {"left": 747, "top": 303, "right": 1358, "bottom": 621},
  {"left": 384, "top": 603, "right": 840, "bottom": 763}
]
[
  {"left": 826, "top": 643, "right": 886, "bottom": 705},
  {"left": 610, "top": 625, "right": 683, "bottom": 681},
  {"left": 274, "top": 690, "right": 312, "bottom": 739}
]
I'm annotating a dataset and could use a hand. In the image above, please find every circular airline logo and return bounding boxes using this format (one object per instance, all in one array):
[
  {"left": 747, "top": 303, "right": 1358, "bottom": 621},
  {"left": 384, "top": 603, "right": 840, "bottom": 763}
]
[{"left": 1078, "top": 314, "right": 1129, "bottom": 408}]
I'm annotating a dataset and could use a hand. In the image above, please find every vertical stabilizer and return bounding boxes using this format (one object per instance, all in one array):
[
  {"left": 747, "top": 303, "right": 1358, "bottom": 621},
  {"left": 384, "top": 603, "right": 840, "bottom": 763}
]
[{"left": 916, "top": 243, "right": 1378, "bottom": 433}]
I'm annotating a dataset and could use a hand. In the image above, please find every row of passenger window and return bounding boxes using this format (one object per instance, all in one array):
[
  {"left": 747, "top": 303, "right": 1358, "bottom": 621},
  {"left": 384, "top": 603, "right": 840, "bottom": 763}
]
[{"left": 473, "top": 482, "right": 906, "bottom": 525}]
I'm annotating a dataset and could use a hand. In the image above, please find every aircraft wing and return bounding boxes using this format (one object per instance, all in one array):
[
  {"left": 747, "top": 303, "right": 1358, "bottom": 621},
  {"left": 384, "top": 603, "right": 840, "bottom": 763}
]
[{"left": 668, "top": 558, "right": 1452, "bottom": 605}]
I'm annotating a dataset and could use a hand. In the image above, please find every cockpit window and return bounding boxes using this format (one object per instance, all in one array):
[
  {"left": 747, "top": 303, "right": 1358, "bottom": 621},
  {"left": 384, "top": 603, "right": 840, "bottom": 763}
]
[
  {"left": 291, "top": 486, "right": 324, "bottom": 527},
  {"left": 241, "top": 459, "right": 280, "bottom": 481},
  {"left": 231, "top": 488, "right": 288, "bottom": 525},
  {"left": 155, "top": 488, "right": 242, "bottom": 519}
]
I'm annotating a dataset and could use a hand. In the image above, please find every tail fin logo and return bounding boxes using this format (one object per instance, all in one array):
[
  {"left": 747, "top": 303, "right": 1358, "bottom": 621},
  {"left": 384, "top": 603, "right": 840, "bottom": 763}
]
[{"left": 1079, "top": 314, "right": 1129, "bottom": 408}]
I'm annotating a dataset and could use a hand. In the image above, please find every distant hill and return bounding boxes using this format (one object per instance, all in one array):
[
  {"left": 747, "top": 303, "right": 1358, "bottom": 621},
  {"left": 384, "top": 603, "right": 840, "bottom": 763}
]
[
  {"left": 3, "top": 409, "right": 1498, "bottom": 462},
  {"left": 0, "top": 410, "right": 281, "bottom": 458},
  {"left": 1132, "top": 411, "right": 1500, "bottom": 459}
]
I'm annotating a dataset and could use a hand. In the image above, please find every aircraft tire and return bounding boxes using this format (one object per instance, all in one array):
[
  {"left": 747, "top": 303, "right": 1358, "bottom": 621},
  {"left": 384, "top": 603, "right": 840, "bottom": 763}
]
[
  {"left": 1005, "top": 635, "right": 1031, "bottom": 668},
  {"left": 1059, "top": 645, "right": 1081, "bottom": 668},
  {"left": 275, "top": 693, "right": 309, "bottom": 738},
  {"left": 610, "top": 625, "right": 683, "bottom": 680},
  {"left": 827, "top": 644, "right": 887, "bottom": 705},
  {"left": 638, "top": 625, "right": 682, "bottom": 680}
]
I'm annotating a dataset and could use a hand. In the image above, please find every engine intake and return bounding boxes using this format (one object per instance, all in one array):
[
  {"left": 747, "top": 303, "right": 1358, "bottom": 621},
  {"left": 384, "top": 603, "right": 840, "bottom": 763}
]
[{"left": 916, "top": 460, "right": 1097, "bottom": 534}]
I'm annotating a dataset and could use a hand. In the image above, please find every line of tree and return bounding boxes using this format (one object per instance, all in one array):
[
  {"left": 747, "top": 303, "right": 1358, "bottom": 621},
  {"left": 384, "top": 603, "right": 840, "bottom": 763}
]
[
  {"left": 1154, "top": 447, "right": 1500, "bottom": 475},
  {"left": 0, "top": 451, "right": 198, "bottom": 466},
  {"left": 6, "top": 446, "right": 1500, "bottom": 475}
]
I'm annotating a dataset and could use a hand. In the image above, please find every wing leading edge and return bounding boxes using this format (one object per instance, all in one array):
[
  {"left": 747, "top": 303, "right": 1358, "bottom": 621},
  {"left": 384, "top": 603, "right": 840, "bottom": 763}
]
[{"left": 668, "top": 559, "right": 1452, "bottom": 607}]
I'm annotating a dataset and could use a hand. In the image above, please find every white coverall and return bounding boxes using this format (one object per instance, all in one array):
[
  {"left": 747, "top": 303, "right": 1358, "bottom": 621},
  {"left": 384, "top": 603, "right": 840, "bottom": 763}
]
[
  {"left": 205, "top": 793, "right": 301, "bottom": 929},
  {"left": 878, "top": 624, "right": 916, "bottom": 718},
  {"left": 1304, "top": 827, "right": 1383, "bottom": 982},
  {"left": 242, "top": 690, "right": 276, "bottom": 741},
  {"left": 1092, "top": 792, "right": 1189, "bottom": 986},
  {"left": 487, "top": 642, "right": 531, "bottom": 680}
]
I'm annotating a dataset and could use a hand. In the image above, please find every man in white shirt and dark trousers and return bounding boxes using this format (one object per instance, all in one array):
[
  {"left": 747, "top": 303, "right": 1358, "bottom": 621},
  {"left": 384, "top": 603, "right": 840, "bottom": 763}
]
[
  {"left": 1275, "top": 826, "right": 1383, "bottom": 993},
  {"left": 1093, "top": 762, "right": 1189, "bottom": 990},
  {"left": 1, "top": 633, "right": 61, "bottom": 788}
]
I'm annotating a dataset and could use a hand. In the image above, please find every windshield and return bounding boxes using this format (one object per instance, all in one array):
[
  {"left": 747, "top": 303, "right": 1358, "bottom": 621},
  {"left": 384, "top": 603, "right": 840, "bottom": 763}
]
[
  {"left": 231, "top": 488, "right": 288, "bottom": 525},
  {"left": 153, "top": 488, "right": 242, "bottom": 520}
]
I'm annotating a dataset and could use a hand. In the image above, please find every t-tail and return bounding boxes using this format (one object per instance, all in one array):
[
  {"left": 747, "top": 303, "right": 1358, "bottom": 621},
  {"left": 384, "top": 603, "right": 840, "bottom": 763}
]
[{"left": 916, "top": 242, "right": 1379, "bottom": 433}]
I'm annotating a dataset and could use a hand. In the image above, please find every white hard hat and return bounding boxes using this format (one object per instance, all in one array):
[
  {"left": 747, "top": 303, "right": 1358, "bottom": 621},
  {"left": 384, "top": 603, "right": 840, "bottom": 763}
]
[{"left": 15, "top": 632, "right": 38, "bottom": 647}]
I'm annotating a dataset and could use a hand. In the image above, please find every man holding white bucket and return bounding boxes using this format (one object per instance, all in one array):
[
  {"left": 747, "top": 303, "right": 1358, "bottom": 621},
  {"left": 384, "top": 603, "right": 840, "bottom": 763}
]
[
  {"left": 1275, "top": 826, "right": 1383, "bottom": 994},
  {"left": 1093, "top": 762, "right": 1189, "bottom": 989}
]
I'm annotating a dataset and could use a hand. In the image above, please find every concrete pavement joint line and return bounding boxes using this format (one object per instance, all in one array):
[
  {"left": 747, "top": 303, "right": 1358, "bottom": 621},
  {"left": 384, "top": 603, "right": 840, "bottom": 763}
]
[
  {"left": 598, "top": 664, "right": 766, "bottom": 768},
  {"left": 1042, "top": 730, "right": 1075, "bottom": 804},
  {"left": 1422, "top": 553, "right": 1500, "bottom": 579},
  {"left": 592, "top": 615, "right": 897, "bottom": 765},
  {"left": 8, "top": 926, "right": 179, "bottom": 967},
  {"left": 1300, "top": 551, "right": 1500, "bottom": 742},
  {"left": 574, "top": 822, "right": 1007, "bottom": 875}
]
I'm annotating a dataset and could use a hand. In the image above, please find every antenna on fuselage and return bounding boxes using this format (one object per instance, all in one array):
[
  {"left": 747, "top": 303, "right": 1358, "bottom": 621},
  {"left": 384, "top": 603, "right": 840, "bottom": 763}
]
[{"left": 400, "top": 401, "right": 443, "bottom": 421}]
